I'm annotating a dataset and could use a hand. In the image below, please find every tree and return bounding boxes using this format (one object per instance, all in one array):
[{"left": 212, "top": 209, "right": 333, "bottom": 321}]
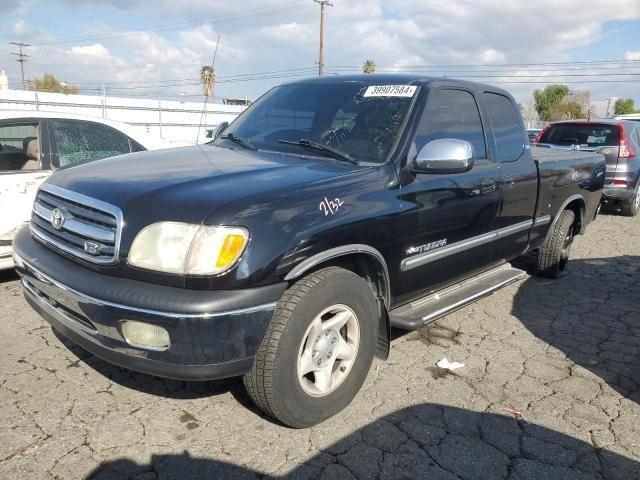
[
  {"left": 533, "top": 84, "right": 569, "bottom": 121},
  {"left": 31, "top": 73, "right": 79, "bottom": 94},
  {"left": 362, "top": 59, "right": 376, "bottom": 74},
  {"left": 548, "top": 102, "right": 584, "bottom": 121},
  {"left": 200, "top": 65, "right": 215, "bottom": 102},
  {"left": 614, "top": 98, "right": 636, "bottom": 116},
  {"left": 521, "top": 100, "right": 539, "bottom": 127}
]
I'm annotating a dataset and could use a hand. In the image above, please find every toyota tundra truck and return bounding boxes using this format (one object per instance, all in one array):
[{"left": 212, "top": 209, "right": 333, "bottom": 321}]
[{"left": 13, "top": 75, "right": 605, "bottom": 428}]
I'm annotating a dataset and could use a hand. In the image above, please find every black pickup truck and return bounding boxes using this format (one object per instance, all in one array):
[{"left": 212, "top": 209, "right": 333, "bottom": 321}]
[{"left": 13, "top": 75, "right": 605, "bottom": 427}]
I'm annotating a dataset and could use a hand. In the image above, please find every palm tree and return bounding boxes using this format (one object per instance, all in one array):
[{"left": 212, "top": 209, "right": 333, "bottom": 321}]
[
  {"left": 200, "top": 65, "right": 215, "bottom": 101},
  {"left": 362, "top": 59, "right": 376, "bottom": 74}
]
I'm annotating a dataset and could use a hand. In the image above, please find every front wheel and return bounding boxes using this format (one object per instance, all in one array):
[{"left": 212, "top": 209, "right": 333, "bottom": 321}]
[{"left": 243, "top": 267, "right": 378, "bottom": 428}]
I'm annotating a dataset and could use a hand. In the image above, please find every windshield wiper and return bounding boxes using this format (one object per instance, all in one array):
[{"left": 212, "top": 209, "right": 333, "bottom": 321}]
[
  {"left": 278, "top": 138, "right": 358, "bottom": 165},
  {"left": 219, "top": 133, "right": 257, "bottom": 151}
]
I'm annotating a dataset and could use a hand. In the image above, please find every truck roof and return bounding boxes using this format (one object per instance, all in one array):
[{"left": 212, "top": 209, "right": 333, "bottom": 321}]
[{"left": 288, "top": 73, "right": 512, "bottom": 96}]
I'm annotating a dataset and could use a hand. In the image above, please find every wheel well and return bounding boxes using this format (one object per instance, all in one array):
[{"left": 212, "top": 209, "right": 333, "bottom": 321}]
[
  {"left": 288, "top": 252, "right": 391, "bottom": 360},
  {"left": 300, "top": 253, "right": 390, "bottom": 308},
  {"left": 563, "top": 199, "right": 585, "bottom": 234}
]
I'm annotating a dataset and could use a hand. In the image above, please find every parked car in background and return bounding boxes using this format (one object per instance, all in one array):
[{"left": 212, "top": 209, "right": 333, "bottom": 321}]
[
  {"left": 0, "top": 111, "right": 176, "bottom": 270},
  {"left": 13, "top": 75, "right": 605, "bottom": 427},
  {"left": 526, "top": 128, "right": 542, "bottom": 142},
  {"left": 614, "top": 114, "right": 640, "bottom": 123},
  {"left": 535, "top": 120, "right": 640, "bottom": 216}
]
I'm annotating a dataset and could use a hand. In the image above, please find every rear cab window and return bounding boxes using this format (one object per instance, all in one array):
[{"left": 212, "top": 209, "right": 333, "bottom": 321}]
[
  {"left": 539, "top": 123, "right": 620, "bottom": 148},
  {"left": 0, "top": 123, "right": 42, "bottom": 172},
  {"left": 484, "top": 93, "right": 525, "bottom": 162}
]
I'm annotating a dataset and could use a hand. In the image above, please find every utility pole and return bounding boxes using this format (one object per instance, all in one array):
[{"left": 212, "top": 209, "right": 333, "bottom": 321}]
[
  {"left": 10, "top": 42, "right": 29, "bottom": 90},
  {"left": 606, "top": 97, "right": 617, "bottom": 118},
  {"left": 313, "top": 0, "right": 332, "bottom": 76}
]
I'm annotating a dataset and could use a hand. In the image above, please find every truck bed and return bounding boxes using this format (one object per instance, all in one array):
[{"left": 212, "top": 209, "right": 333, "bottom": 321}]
[
  {"left": 532, "top": 145, "right": 606, "bottom": 233},
  {"left": 531, "top": 145, "right": 604, "bottom": 165}
]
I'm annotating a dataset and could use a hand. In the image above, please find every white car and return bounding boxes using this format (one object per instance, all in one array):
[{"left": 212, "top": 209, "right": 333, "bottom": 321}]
[
  {"left": 614, "top": 114, "right": 640, "bottom": 123},
  {"left": 0, "top": 111, "right": 177, "bottom": 270}
]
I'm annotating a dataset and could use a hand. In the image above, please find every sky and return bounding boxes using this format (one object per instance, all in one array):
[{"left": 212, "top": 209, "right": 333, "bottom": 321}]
[{"left": 1, "top": 0, "right": 639, "bottom": 117}]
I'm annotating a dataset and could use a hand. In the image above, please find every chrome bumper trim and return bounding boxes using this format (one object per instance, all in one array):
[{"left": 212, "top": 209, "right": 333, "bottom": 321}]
[{"left": 15, "top": 253, "right": 277, "bottom": 320}]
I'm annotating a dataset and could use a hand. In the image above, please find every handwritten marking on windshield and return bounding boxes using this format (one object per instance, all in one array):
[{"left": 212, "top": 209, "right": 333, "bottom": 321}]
[{"left": 319, "top": 197, "right": 344, "bottom": 216}]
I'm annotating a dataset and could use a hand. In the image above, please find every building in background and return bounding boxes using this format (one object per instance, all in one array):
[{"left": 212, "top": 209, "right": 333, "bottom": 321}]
[
  {"left": 0, "top": 88, "right": 245, "bottom": 144},
  {"left": 0, "top": 71, "right": 8, "bottom": 91}
]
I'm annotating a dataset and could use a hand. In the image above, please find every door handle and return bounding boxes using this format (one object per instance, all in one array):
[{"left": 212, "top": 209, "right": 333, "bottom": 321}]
[
  {"left": 504, "top": 176, "right": 515, "bottom": 188},
  {"left": 482, "top": 179, "right": 496, "bottom": 193}
]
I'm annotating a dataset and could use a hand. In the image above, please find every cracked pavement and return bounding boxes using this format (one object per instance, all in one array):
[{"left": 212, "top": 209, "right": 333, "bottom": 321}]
[{"left": 1, "top": 212, "right": 639, "bottom": 480}]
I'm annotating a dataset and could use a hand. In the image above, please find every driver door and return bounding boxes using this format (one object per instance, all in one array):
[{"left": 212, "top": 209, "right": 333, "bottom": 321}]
[{"left": 394, "top": 87, "right": 501, "bottom": 305}]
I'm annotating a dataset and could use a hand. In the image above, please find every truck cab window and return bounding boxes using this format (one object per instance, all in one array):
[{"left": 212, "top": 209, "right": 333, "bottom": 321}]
[
  {"left": 52, "top": 120, "right": 131, "bottom": 169},
  {"left": 0, "top": 123, "right": 40, "bottom": 172},
  {"left": 415, "top": 89, "right": 486, "bottom": 159},
  {"left": 484, "top": 93, "right": 525, "bottom": 162}
]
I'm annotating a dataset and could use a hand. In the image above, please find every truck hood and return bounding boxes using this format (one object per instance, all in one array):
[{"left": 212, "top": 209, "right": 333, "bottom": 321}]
[{"left": 46, "top": 145, "right": 355, "bottom": 227}]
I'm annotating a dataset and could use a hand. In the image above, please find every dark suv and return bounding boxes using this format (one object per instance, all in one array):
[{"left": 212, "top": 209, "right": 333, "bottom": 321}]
[{"left": 535, "top": 120, "right": 640, "bottom": 216}]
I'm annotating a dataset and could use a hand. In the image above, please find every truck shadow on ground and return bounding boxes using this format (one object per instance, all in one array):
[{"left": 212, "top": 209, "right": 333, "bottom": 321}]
[
  {"left": 85, "top": 402, "right": 640, "bottom": 480},
  {"left": 0, "top": 268, "right": 19, "bottom": 283},
  {"left": 513, "top": 256, "right": 640, "bottom": 405}
]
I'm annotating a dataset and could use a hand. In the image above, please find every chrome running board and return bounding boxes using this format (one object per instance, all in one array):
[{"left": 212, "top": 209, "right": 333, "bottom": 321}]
[{"left": 389, "top": 265, "right": 527, "bottom": 330}]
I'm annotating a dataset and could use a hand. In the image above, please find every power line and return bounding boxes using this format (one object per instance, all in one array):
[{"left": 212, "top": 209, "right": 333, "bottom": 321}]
[
  {"left": 326, "top": 58, "right": 640, "bottom": 70},
  {"left": 10, "top": 42, "right": 29, "bottom": 90}
]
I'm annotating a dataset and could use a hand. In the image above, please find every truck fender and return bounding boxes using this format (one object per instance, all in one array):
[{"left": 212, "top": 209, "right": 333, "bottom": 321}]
[
  {"left": 545, "top": 194, "right": 585, "bottom": 240},
  {"left": 284, "top": 244, "right": 391, "bottom": 359}
]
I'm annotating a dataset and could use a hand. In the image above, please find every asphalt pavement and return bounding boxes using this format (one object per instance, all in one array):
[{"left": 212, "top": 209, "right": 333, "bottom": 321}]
[{"left": 1, "top": 212, "right": 638, "bottom": 479}]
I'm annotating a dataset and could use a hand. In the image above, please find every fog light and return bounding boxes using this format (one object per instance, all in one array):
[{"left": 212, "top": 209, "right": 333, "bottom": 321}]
[{"left": 121, "top": 321, "right": 170, "bottom": 351}]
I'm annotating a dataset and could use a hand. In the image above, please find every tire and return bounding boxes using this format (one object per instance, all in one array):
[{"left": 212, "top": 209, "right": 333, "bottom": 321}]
[
  {"left": 243, "top": 267, "right": 378, "bottom": 428},
  {"left": 620, "top": 183, "right": 640, "bottom": 217},
  {"left": 533, "top": 209, "right": 575, "bottom": 278}
]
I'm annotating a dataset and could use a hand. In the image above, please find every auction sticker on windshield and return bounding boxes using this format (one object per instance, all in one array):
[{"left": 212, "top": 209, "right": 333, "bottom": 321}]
[{"left": 363, "top": 85, "right": 417, "bottom": 97}]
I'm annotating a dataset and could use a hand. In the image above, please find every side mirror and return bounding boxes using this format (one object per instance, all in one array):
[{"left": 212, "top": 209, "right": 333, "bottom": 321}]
[
  {"left": 413, "top": 138, "right": 474, "bottom": 174},
  {"left": 212, "top": 121, "right": 229, "bottom": 141}
]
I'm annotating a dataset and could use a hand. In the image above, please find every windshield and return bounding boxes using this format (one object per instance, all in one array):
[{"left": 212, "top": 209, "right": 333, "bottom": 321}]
[
  {"left": 539, "top": 123, "right": 620, "bottom": 148},
  {"left": 215, "top": 82, "right": 418, "bottom": 164}
]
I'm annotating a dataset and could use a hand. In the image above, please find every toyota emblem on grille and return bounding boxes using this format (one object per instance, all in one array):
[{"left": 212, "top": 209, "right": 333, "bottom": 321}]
[{"left": 50, "top": 208, "right": 66, "bottom": 230}]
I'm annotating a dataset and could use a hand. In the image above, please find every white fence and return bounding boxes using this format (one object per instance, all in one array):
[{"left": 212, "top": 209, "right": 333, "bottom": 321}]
[{"left": 0, "top": 89, "right": 245, "bottom": 144}]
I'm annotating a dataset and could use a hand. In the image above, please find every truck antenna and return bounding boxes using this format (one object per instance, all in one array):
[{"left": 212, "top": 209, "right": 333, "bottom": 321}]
[{"left": 196, "top": 34, "right": 221, "bottom": 144}]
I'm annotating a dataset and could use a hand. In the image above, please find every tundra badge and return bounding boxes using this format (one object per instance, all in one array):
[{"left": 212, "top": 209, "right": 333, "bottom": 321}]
[{"left": 406, "top": 239, "right": 447, "bottom": 256}]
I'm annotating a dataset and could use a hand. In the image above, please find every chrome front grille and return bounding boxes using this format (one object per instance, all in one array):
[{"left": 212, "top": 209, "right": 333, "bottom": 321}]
[{"left": 30, "top": 184, "right": 122, "bottom": 264}]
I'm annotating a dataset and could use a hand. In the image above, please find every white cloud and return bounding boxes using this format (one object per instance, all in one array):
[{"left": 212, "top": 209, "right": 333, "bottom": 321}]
[
  {"left": 69, "top": 43, "right": 110, "bottom": 57},
  {"left": 7, "top": 0, "right": 640, "bottom": 107},
  {"left": 261, "top": 22, "right": 313, "bottom": 42},
  {"left": 625, "top": 51, "right": 640, "bottom": 60},
  {"left": 480, "top": 48, "right": 506, "bottom": 64},
  {"left": 13, "top": 20, "right": 26, "bottom": 36}
]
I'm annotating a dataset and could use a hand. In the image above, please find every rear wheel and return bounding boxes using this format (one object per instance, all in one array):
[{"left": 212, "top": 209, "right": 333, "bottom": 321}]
[
  {"left": 620, "top": 183, "right": 640, "bottom": 217},
  {"left": 243, "top": 267, "right": 378, "bottom": 428},
  {"left": 532, "top": 209, "right": 575, "bottom": 278}
]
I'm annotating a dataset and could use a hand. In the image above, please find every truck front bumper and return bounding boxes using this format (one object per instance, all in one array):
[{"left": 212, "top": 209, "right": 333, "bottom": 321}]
[{"left": 13, "top": 228, "right": 286, "bottom": 381}]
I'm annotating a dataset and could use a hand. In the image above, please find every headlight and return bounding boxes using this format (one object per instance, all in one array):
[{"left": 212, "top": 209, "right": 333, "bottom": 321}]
[{"left": 128, "top": 222, "right": 249, "bottom": 275}]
